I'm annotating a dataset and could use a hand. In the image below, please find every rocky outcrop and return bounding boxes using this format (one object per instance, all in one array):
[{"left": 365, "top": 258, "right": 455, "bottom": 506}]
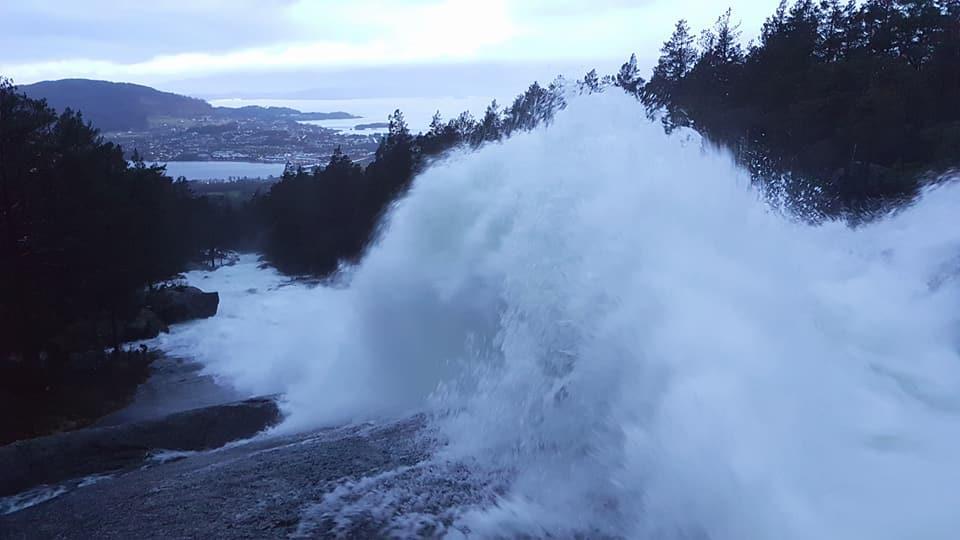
[
  {"left": 148, "top": 286, "right": 219, "bottom": 325},
  {"left": 0, "top": 396, "right": 281, "bottom": 498},
  {"left": 123, "top": 308, "right": 169, "bottom": 342},
  {"left": 51, "top": 286, "right": 218, "bottom": 350}
]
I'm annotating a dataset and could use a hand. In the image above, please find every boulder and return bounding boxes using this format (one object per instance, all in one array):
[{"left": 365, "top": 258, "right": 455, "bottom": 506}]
[{"left": 148, "top": 286, "right": 219, "bottom": 325}]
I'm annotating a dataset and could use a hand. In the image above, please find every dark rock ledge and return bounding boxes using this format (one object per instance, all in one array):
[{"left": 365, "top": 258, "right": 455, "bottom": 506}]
[{"left": 0, "top": 396, "right": 281, "bottom": 498}]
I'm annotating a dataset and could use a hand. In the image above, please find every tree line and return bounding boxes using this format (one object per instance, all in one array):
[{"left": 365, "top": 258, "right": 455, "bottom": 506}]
[{"left": 636, "top": 0, "right": 960, "bottom": 218}]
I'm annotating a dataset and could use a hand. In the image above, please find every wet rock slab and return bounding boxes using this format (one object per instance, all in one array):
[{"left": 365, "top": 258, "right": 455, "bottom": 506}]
[
  {"left": 95, "top": 356, "right": 247, "bottom": 427},
  {"left": 0, "top": 417, "right": 435, "bottom": 540},
  {"left": 0, "top": 396, "right": 281, "bottom": 498}
]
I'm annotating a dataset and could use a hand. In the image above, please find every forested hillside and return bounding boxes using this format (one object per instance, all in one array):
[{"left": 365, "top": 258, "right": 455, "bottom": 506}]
[
  {"left": 1, "top": 79, "right": 259, "bottom": 356},
  {"left": 20, "top": 79, "right": 359, "bottom": 134},
  {"left": 642, "top": 0, "right": 960, "bottom": 217},
  {"left": 0, "top": 80, "right": 255, "bottom": 440},
  {"left": 20, "top": 79, "right": 213, "bottom": 132}
]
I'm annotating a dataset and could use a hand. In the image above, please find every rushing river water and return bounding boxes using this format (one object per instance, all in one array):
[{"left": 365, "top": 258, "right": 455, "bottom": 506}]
[{"left": 30, "top": 92, "right": 960, "bottom": 538}]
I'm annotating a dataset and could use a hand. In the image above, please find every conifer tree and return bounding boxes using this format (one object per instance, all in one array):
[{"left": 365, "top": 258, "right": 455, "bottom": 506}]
[
  {"left": 647, "top": 19, "right": 698, "bottom": 105},
  {"left": 614, "top": 53, "right": 645, "bottom": 98},
  {"left": 577, "top": 69, "right": 603, "bottom": 94}
]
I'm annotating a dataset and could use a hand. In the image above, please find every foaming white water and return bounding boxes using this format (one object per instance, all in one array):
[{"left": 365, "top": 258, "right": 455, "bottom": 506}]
[{"left": 159, "top": 94, "right": 960, "bottom": 538}]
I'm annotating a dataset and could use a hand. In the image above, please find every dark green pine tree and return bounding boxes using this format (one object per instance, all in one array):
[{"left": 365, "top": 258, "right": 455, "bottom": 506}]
[
  {"left": 472, "top": 100, "right": 503, "bottom": 146},
  {"left": 646, "top": 19, "right": 698, "bottom": 106},
  {"left": 818, "top": 0, "right": 858, "bottom": 62},
  {"left": 577, "top": 69, "right": 603, "bottom": 94},
  {"left": 614, "top": 54, "right": 645, "bottom": 98}
]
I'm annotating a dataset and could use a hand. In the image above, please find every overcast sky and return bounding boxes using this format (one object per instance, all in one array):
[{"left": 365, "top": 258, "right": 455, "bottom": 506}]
[{"left": 1, "top": 0, "right": 776, "bottom": 98}]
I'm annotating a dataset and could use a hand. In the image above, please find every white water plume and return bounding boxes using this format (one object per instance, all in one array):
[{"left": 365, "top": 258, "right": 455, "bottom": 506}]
[{"left": 156, "top": 93, "right": 960, "bottom": 538}]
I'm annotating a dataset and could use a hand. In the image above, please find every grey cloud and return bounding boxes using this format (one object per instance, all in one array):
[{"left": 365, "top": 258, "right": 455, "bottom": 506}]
[
  {"left": 160, "top": 60, "right": 592, "bottom": 99},
  {"left": 0, "top": 0, "right": 302, "bottom": 64},
  {"left": 513, "top": 0, "right": 652, "bottom": 17}
]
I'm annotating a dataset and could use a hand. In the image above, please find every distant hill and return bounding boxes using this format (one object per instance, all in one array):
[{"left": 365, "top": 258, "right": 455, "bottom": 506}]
[
  {"left": 215, "top": 105, "right": 358, "bottom": 122},
  {"left": 20, "top": 79, "right": 214, "bottom": 132},
  {"left": 19, "top": 79, "right": 359, "bottom": 133}
]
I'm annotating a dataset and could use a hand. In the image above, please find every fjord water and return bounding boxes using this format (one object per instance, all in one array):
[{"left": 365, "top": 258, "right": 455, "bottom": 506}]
[
  {"left": 157, "top": 93, "right": 960, "bottom": 538},
  {"left": 158, "top": 161, "right": 285, "bottom": 181}
]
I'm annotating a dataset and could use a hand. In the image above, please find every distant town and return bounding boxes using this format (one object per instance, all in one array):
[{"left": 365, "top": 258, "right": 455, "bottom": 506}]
[{"left": 109, "top": 114, "right": 382, "bottom": 169}]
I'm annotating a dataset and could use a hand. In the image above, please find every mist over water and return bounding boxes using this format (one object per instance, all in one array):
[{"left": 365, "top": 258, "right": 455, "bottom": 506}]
[{"left": 157, "top": 94, "right": 960, "bottom": 538}]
